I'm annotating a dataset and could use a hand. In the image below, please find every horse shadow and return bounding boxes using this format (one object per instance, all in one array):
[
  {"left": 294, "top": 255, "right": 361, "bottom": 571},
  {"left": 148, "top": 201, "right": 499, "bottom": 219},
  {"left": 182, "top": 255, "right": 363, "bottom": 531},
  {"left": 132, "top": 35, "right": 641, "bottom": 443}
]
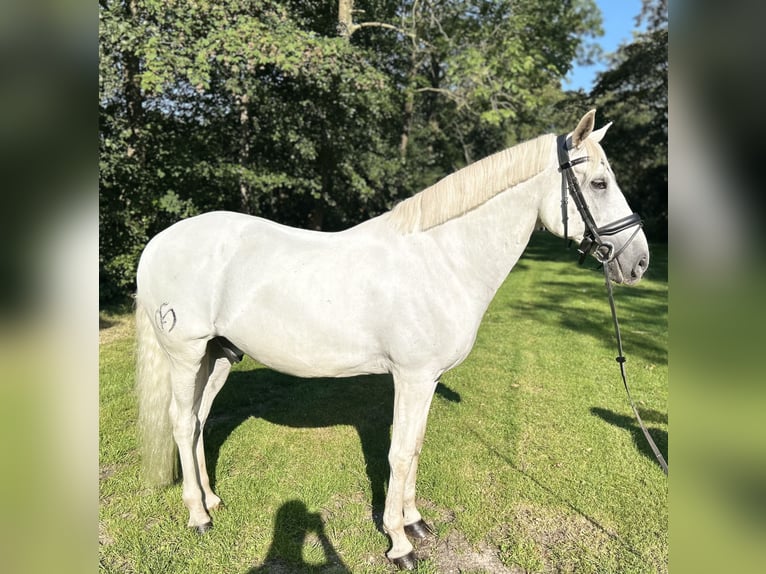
[
  {"left": 246, "top": 499, "right": 351, "bottom": 573},
  {"left": 203, "top": 368, "right": 460, "bottom": 534},
  {"left": 590, "top": 406, "right": 668, "bottom": 470}
]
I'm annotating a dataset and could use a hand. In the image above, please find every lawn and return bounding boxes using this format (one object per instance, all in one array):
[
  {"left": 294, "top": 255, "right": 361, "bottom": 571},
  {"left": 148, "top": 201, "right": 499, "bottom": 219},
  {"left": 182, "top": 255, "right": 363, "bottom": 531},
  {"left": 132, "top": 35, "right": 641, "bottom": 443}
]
[{"left": 99, "top": 231, "right": 667, "bottom": 573}]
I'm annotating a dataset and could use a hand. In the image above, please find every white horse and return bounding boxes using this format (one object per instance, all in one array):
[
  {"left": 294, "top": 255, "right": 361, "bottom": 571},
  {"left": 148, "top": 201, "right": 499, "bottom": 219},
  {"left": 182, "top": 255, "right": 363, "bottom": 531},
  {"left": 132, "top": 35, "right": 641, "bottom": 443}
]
[{"left": 135, "top": 110, "right": 649, "bottom": 569}]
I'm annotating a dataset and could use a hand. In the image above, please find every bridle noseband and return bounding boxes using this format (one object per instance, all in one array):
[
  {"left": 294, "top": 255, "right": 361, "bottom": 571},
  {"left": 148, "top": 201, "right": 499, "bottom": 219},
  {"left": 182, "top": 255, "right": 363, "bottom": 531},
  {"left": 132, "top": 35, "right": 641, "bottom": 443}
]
[
  {"left": 555, "top": 134, "right": 668, "bottom": 476},
  {"left": 556, "top": 135, "right": 642, "bottom": 266}
]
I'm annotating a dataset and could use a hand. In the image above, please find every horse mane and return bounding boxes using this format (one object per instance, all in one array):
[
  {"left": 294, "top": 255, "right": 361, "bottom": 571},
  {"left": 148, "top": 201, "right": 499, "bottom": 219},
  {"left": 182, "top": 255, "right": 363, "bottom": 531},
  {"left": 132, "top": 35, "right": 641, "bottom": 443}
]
[{"left": 387, "top": 134, "right": 556, "bottom": 233}]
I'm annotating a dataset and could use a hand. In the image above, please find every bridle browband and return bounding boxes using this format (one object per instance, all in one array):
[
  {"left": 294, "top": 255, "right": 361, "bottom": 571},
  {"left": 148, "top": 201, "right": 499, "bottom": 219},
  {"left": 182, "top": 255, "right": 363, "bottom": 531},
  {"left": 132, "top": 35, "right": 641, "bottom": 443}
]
[
  {"left": 556, "top": 134, "right": 668, "bottom": 476},
  {"left": 556, "top": 134, "right": 643, "bottom": 266}
]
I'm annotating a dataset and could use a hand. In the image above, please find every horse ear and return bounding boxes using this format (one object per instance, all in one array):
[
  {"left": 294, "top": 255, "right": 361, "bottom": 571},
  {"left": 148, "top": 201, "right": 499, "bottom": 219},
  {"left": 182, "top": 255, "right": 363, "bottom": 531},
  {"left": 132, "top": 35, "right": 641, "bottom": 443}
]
[
  {"left": 590, "top": 121, "right": 613, "bottom": 144},
  {"left": 571, "top": 109, "right": 597, "bottom": 149}
]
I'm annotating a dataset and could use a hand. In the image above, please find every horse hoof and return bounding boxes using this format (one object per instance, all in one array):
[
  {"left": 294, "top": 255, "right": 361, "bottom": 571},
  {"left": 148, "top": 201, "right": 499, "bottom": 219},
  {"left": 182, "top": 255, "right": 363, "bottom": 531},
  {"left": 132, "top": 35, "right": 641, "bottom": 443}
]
[
  {"left": 404, "top": 519, "right": 435, "bottom": 540},
  {"left": 195, "top": 521, "right": 213, "bottom": 534},
  {"left": 390, "top": 551, "right": 417, "bottom": 571}
]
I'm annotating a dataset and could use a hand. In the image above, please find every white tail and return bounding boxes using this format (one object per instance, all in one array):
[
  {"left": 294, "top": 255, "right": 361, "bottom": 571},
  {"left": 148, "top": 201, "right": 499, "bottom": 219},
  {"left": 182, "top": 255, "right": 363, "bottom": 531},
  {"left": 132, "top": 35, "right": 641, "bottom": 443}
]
[{"left": 135, "top": 301, "right": 177, "bottom": 486}]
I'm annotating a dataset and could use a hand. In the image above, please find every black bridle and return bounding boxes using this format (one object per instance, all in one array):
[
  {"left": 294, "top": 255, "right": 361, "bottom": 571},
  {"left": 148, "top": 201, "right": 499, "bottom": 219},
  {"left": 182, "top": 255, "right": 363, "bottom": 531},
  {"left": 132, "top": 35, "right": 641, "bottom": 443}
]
[
  {"left": 557, "top": 134, "right": 668, "bottom": 476},
  {"left": 556, "top": 135, "right": 643, "bottom": 266}
]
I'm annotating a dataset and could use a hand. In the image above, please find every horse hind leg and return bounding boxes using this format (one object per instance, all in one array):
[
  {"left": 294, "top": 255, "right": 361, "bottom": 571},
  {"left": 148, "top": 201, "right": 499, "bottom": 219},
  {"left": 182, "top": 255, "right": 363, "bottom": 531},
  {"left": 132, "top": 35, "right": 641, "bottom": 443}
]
[
  {"left": 194, "top": 338, "right": 236, "bottom": 514},
  {"left": 165, "top": 337, "right": 237, "bottom": 532},
  {"left": 167, "top": 342, "right": 212, "bottom": 532}
]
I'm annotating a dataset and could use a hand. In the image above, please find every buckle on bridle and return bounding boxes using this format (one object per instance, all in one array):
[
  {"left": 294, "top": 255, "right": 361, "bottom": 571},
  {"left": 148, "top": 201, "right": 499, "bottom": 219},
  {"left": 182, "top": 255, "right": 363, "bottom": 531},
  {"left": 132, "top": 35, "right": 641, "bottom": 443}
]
[
  {"left": 577, "top": 235, "right": 614, "bottom": 263},
  {"left": 577, "top": 216, "right": 641, "bottom": 265}
]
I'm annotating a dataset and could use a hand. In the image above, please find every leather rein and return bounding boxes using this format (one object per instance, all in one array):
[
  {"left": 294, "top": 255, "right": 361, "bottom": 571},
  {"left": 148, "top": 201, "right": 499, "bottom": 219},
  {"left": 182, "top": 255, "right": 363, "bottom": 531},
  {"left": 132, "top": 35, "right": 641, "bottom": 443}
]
[{"left": 556, "top": 135, "right": 668, "bottom": 475}]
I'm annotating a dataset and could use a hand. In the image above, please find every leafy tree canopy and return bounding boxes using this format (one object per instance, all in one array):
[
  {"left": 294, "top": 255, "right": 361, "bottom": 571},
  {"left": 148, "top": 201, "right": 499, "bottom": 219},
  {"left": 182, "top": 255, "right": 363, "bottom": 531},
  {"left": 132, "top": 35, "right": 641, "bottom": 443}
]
[
  {"left": 99, "top": 0, "right": 665, "bottom": 303},
  {"left": 591, "top": 0, "right": 668, "bottom": 239}
]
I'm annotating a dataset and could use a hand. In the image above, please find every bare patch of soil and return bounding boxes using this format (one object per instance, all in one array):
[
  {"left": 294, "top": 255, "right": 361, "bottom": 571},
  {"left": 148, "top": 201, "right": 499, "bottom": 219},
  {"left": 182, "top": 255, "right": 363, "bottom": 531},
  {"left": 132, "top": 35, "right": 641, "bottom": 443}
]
[
  {"left": 415, "top": 529, "right": 523, "bottom": 574},
  {"left": 98, "top": 520, "right": 115, "bottom": 547},
  {"left": 512, "top": 502, "right": 617, "bottom": 550}
]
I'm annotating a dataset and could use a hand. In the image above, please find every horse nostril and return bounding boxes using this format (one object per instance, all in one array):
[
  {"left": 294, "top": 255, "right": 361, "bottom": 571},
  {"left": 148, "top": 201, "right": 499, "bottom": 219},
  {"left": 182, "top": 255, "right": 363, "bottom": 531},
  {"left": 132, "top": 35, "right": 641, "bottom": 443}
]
[{"left": 632, "top": 255, "right": 648, "bottom": 279}]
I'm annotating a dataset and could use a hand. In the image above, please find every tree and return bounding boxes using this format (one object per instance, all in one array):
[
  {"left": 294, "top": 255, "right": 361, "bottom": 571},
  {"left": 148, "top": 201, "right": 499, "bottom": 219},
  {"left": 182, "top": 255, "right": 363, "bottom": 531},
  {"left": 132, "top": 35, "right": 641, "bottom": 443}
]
[
  {"left": 393, "top": 0, "right": 602, "bottom": 187},
  {"left": 591, "top": 0, "right": 668, "bottom": 239},
  {"left": 100, "top": 0, "right": 401, "bottom": 300},
  {"left": 99, "top": 0, "right": 604, "bottom": 303}
]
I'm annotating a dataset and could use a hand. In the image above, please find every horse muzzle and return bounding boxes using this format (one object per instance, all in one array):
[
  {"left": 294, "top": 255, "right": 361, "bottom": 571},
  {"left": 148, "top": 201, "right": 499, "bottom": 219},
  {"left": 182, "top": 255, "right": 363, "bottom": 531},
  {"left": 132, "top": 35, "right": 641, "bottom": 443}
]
[
  {"left": 577, "top": 213, "right": 648, "bottom": 284},
  {"left": 606, "top": 249, "right": 649, "bottom": 285}
]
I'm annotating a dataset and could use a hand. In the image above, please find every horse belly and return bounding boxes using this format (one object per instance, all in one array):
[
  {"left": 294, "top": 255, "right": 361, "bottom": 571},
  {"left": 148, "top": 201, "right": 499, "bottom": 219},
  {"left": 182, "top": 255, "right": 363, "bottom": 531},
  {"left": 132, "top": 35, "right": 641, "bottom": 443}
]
[
  {"left": 219, "top": 282, "right": 391, "bottom": 379},
  {"left": 231, "top": 326, "right": 389, "bottom": 379}
]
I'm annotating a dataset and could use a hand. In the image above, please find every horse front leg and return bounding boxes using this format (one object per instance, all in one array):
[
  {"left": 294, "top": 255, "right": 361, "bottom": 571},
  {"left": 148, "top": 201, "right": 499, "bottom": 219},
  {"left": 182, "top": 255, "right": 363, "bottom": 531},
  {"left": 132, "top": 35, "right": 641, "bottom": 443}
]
[
  {"left": 384, "top": 376, "right": 437, "bottom": 570},
  {"left": 403, "top": 448, "right": 435, "bottom": 541}
]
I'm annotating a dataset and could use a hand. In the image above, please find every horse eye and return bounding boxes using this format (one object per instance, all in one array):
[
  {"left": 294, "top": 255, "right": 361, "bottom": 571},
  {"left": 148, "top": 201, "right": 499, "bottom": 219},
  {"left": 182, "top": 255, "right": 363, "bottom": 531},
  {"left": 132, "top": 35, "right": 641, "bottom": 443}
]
[{"left": 591, "top": 179, "right": 607, "bottom": 191}]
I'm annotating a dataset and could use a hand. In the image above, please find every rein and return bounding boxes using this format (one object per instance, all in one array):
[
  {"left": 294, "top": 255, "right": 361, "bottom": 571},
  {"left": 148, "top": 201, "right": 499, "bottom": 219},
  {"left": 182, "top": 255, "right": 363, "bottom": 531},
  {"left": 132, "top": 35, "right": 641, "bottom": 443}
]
[{"left": 556, "top": 135, "right": 668, "bottom": 475}]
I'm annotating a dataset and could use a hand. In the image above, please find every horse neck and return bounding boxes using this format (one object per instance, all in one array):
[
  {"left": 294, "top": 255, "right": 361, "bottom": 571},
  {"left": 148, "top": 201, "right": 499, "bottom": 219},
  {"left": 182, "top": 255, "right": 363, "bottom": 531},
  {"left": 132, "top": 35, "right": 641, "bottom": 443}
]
[{"left": 425, "top": 166, "right": 559, "bottom": 302}]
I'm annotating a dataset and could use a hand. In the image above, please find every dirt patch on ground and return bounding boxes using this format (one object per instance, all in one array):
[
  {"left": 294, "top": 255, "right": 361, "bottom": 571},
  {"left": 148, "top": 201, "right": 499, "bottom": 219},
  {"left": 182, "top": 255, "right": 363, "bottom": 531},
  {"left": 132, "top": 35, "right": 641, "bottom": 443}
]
[
  {"left": 512, "top": 501, "right": 617, "bottom": 550},
  {"left": 416, "top": 529, "right": 524, "bottom": 574},
  {"left": 504, "top": 501, "right": 666, "bottom": 574},
  {"left": 98, "top": 520, "right": 115, "bottom": 547},
  {"left": 408, "top": 500, "right": 663, "bottom": 573}
]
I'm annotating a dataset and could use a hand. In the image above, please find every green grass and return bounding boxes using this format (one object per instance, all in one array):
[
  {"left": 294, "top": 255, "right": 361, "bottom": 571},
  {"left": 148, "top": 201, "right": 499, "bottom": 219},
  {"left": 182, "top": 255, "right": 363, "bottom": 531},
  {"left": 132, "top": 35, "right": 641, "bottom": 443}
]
[{"left": 99, "top": 232, "right": 667, "bottom": 573}]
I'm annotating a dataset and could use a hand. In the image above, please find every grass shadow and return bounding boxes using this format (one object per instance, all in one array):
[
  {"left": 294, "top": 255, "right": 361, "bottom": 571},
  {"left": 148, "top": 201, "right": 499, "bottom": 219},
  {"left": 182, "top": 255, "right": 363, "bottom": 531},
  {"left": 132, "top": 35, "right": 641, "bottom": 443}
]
[
  {"left": 505, "top": 232, "right": 668, "bottom": 366},
  {"left": 511, "top": 279, "right": 667, "bottom": 365},
  {"left": 590, "top": 406, "right": 668, "bottom": 471},
  {"left": 204, "top": 369, "right": 460, "bottom": 533},
  {"left": 465, "top": 426, "right": 654, "bottom": 565},
  {"left": 246, "top": 499, "right": 351, "bottom": 573}
]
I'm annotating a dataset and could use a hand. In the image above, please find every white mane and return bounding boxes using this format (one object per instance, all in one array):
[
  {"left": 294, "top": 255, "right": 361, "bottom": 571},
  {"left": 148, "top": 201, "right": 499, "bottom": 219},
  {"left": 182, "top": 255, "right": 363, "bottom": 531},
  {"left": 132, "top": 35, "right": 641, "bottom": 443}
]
[{"left": 387, "top": 134, "right": 556, "bottom": 233}]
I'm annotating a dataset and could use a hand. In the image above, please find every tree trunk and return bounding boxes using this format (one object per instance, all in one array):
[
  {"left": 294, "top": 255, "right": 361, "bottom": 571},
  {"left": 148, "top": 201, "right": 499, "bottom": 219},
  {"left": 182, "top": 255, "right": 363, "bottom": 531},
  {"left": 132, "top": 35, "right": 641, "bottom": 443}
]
[
  {"left": 338, "top": 0, "right": 354, "bottom": 38},
  {"left": 308, "top": 204, "right": 325, "bottom": 230},
  {"left": 124, "top": 0, "right": 144, "bottom": 162},
  {"left": 236, "top": 93, "right": 252, "bottom": 213},
  {"left": 399, "top": 53, "right": 418, "bottom": 160}
]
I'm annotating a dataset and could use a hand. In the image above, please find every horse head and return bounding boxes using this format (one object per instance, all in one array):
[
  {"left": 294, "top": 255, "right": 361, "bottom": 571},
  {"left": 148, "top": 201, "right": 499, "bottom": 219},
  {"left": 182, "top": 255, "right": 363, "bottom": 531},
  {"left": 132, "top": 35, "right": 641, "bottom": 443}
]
[{"left": 540, "top": 109, "right": 650, "bottom": 284}]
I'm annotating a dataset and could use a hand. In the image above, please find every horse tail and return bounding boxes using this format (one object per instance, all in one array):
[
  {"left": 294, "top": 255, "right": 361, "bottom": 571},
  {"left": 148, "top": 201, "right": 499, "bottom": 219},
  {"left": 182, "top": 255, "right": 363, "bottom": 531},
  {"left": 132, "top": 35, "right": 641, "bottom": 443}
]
[{"left": 135, "top": 300, "right": 177, "bottom": 486}]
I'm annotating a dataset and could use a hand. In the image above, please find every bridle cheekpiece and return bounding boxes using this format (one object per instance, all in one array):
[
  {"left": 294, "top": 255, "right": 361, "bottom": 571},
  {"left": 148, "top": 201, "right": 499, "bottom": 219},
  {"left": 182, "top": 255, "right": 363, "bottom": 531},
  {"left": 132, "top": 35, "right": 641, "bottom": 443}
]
[{"left": 556, "top": 135, "right": 643, "bottom": 266}]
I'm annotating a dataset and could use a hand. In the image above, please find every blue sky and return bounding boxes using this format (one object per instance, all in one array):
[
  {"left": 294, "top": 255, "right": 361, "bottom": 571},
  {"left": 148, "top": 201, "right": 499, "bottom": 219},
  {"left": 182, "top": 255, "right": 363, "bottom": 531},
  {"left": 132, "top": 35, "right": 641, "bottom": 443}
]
[{"left": 564, "top": 0, "right": 647, "bottom": 92}]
